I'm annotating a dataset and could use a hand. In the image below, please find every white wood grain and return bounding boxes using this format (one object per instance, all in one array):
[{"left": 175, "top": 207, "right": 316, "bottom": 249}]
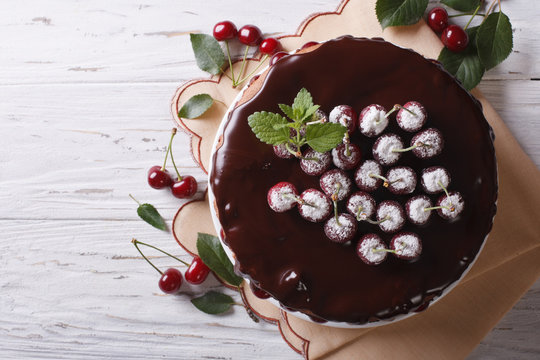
[{"left": 1, "top": 0, "right": 539, "bottom": 359}]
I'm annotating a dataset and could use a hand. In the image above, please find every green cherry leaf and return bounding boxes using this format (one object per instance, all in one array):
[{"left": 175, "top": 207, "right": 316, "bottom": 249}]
[
  {"left": 178, "top": 94, "right": 214, "bottom": 119},
  {"left": 441, "top": 0, "right": 480, "bottom": 12},
  {"left": 375, "top": 0, "right": 429, "bottom": 29},
  {"left": 196, "top": 233, "right": 243, "bottom": 286},
  {"left": 292, "top": 88, "right": 314, "bottom": 114},
  {"left": 438, "top": 27, "right": 485, "bottom": 91},
  {"left": 247, "top": 111, "right": 290, "bottom": 145},
  {"left": 477, "top": 11, "right": 513, "bottom": 70},
  {"left": 278, "top": 103, "right": 295, "bottom": 119},
  {"left": 190, "top": 33, "right": 226, "bottom": 75},
  {"left": 191, "top": 291, "right": 235, "bottom": 315},
  {"left": 305, "top": 123, "right": 346, "bottom": 153},
  {"left": 137, "top": 203, "right": 167, "bottom": 231}
]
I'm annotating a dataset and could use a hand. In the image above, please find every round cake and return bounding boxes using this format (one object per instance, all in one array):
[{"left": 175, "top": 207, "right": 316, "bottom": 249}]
[{"left": 209, "top": 36, "right": 497, "bottom": 326}]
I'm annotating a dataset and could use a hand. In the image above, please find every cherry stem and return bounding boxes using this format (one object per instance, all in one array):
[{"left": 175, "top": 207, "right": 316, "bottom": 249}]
[
  {"left": 424, "top": 205, "right": 453, "bottom": 212},
  {"left": 464, "top": 4, "right": 481, "bottom": 30},
  {"left": 285, "top": 143, "right": 301, "bottom": 158},
  {"left": 132, "top": 238, "right": 190, "bottom": 268},
  {"left": 235, "top": 46, "right": 250, "bottom": 87},
  {"left": 161, "top": 128, "right": 177, "bottom": 171},
  {"left": 384, "top": 104, "right": 400, "bottom": 119},
  {"left": 449, "top": 13, "right": 486, "bottom": 18},
  {"left": 344, "top": 133, "right": 351, "bottom": 156},
  {"left": 355, "top": 206, "right": 366, "bottom": 221},
  {"left": 225, "top": 41, "right": 235, "bottom": 84},
  {"left": 369, "top": 173, "right": 391, "bottom": 188},
  {"left": 236, "top": 54, "right": 269, "bottom": 85},
  {"left": 483, "top": 0, "right": 499, "bottom": 24},
  {"left": 129, "top": 193, "right": 141, "bottom": 206},
  {"left": 372, "top": 248, "right": 397, "bottom": 254},
  {"left": 167, "top": 128, "right": 182, "bottom": 181},
  {"left": 131, "top": 238, "right": 163, "bottom": 275},
  {"left": 331, "top": 183, "right": 342, "bottom": 226},
  {"left": 365, "top": 216, "right": 390, "bottom": 225},
  {"left": 392, "top": 142, "right": 430, "bottom": 153}
]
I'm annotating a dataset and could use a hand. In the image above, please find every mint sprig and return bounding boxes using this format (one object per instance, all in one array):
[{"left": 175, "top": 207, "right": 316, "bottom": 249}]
[{"left": 247, "top": 88, "right": 346, "bottom": 156}]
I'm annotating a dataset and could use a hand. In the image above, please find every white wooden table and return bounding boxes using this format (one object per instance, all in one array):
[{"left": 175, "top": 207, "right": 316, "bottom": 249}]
[{"left": 1, "top": 1, "right": 538, "bottom": 359}]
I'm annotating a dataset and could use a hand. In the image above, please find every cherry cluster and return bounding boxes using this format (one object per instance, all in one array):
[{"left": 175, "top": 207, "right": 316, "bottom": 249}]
[
  {"left": 212, "top": 21, "right": 288, "bottom": 86},
  {"left": 147, "top": 128, "right": 198, "bottom": 199},
  {"left": 132, "top": 239, "right": 211, "bottom": 294},
  {"left": 427, "top": 7, "right": 469, "bottom": 52},
  {"left": 267, "top": 102, "right": 464, "bottom": 265}
]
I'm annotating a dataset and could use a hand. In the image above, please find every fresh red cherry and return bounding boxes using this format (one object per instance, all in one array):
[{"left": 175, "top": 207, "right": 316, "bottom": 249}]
[
  {"left": 427, "top": 7, "right": 449, "bottom": 33},
  {"left": 238, "top": 25, "right": 263, "bottom": 46},
  {"left": 269, "top": 51, "right": 288, "bottom": 65},
  {"left": 158, "top": 268, "right": 183, "bottom": 294},
  {"left": 441, "top": 25, "right": 469, "bottom": 52},
  {"left": 213, "top": 20, "right": 237, "bottom": 41},
  {"left": 185, "top": 256, "right": 210, "bottom": 285},
  {"left": 301, "top": 41, "right": 318, "bottom": 50},
  {"left": 249, "top": 281, "right": 270, "bottom": 299},
  {"left": 171, "top": 175, "right": 198, "bottom": 198},
  {"left": 147, "top": 165, "right": 172, "bottom": 189},
  {"left": 259, "top": 37, "right": 280, "bottom": 55}
]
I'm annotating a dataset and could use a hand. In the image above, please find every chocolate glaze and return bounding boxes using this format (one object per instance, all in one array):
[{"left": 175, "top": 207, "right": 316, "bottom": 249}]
[{"left": 210, "top": 36, "right": 497, "bottom": 324}]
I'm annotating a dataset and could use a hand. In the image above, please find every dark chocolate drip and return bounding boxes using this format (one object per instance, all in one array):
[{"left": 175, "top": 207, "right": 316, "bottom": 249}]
[{"left": 210, "top": 36, "right": 497, "bottom": 324}]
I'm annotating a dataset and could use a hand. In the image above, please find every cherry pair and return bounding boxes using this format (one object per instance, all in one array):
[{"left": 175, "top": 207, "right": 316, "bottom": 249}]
[
  {"left": 132, "top": 239, "right": 211, "bottom": 294},
  {"left": 427, "top": 7, "right": 468, "bottom": 52},
  {"left": 147, "top": 128, "right": 198, "bottom": 199}
]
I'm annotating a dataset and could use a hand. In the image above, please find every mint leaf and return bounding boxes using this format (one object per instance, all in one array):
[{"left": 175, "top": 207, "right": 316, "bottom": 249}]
[
  {"left": 191, "top": 291, "right": 234, "bottom": 314},
  {"left": 477, "top": 11, "right": 513, "bottom": 70},
  {"left": 278, "top": 103, "right": 295, "bottom": 119},
  {"left": 441, "top": 0, "right": 480, "bottom": 12},
  {"left": 137, "top": 203, "right": 167, "bottom": 231},
  {"left": 178, "top": 94, "right": 213, "bottom": 119},
  {"left": 196, "top": 233, "right": 243, "bottom": 286},
  {"left": 438, "top": 27, "right": 484, "bottom": 91},
  {"left": 301, "top": 105, "right": 320, "bottom": 122},
  {"left": 190, "top": 33, "right": 226, "bottom": 75},
  {"left": 292, "top": 88, "right": 314, "bottom": 114},
  {"left": 376, "top": 0, "right": 428, "bottom": 29},
  {"left": 247, "top": 111, "right": 290, "bottom": 145},
  {"left": 305, "top": 123, "right": 346, "bottom": 153}
]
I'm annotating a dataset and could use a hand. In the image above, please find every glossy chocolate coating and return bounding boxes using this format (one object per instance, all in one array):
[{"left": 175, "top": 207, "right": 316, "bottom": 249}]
[{"left": 210, "top": 36, "right": 497, "bottom": 324}]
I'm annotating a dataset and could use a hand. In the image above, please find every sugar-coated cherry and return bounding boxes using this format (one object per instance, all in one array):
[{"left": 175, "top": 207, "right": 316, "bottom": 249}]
[
  {"left": 249, "top": 281, "right": 271, "bottom": 299},
  {"left": 406, "top": 195, "right": 432, "bottom": 226},
  {"left": 332, "top": 143, "right": 362, "bottom": 170},
  {"left": 273, "top": 143, "right": 296, "bottom": 159},
  {"left": 171, "top": 175, "right": 198, "bottom": 198},
  {"left": 346, "top": 191, "right": 376, "bottom": 220},
  {"left": 329, "top": 105, "right": 357, "bottom": 134},
  {"left": 238, "top": 25, "right": 263, "bottom": 46},
  {"left": 319, "top": 169, "right": 353, "bottom": 201},
  {"left": 410, "top": 128, "right": 444, "bottom": 159},
  {"left": 269, "top": 51, "right": 288, "bottom": 65},
  {"left": 298, "top": 189, "right": 332, "bottom": 223},
  {"left": 148, "top": 165, "right": 172, "bottom": 189},
  {"left": 386, "top": 166, "right": 417, "bottom": 195},
  {"left": 158, "top": 268, "right": 183, "bottom": 294},
  {"left": 427, "top": 7, "right": 449, "bottom": 33},
  {"left": 358, "top": 104, "right": 388, "bottom": 137},
  {"left": 357, "top": 234, "right": 387, "bottom": 265},
  {"left": 213, "top": 20, "right": 238, "bottom": 41},
  {"left": 376, "top": 200, "right": 405, "bottom": 233},
  {"left": 436, "top": 191, "right": 465, "bottom": 220},
  {"left": 354, "top": 160, "right": 383, "bottom": 192},
  {"left": 396, "top": 101, "right": 426, "bottom": 132},
  {"left": 390, "top": 232, "right": 422, "bottom": 260},
  {"left": 185, "top": 256, "right": 210, "bottom": 285},
  {"left": 324, "top": 213, "right": 357, "bottom": 243},
  {"left": 301, "top": 41, "right": 319, "bottom": 50},
  {"left": 441, "top": 25, "right": 469, "bottom": 52},
  {"left": 259, "top": 37, "right": 280, "bottom": 55},
  {"left": 267, "top": 181, "right": 299, "bottom": 212},
  {"left": 372, "top": 133, "right": 404, "bottom": 166},
  {"left": 300, "top": 149, "right": 331, "bottom": 176}
]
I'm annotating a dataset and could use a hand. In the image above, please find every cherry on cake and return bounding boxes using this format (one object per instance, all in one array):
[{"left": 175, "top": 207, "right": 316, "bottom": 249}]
[
  {"left": 357, "top": 234, "right": 387, "bottom": 265},
  {"left": 385, "top": 166, "right": 417, "bottom": 194},
  {"left": 421, "top": 166, "right": 451, "bottom": 194},
  {"left": 358, "top": 104, "right": 389, "bottom": 137},
  {"left": 410, "top": 128, "right": 444, "bottom": 159},
  {"left": 267, "top": 181, "right": 299, "bottom": 213},
  {"left": 396, "top": 101, "right": 427, "bottom": 132},
  {"left": 354, "top": 159, "right": 384, "bottom": 192},
  {"left": 405, "top": 195, "right": 433, "bottom": 225},
  {"left": 329, "top": 105, "right": 356, "bottom": 134},
  {"left": 298, "top": 188, "right": 332, "bottom": 222},
  {"left": 376, "top": 200, "right": 405, "bottom": 233},
  {"left": 436, "top": 191, "right": 465, "bottom": 220},
  {"left": 372, "top": 133, "right": 404, "bottom": 166},
  {"left": 319, "top": 169, "right": 353, "bottom": 201},
  {"left": 300, "top": 149, "right": 331, "bottom": 176},
  {"left": 331, "top": 143, "right": 362, "bottom": 170},
  {"left": 390, "top": 232, "right": 422, "bottom": 260},
  {"left": 324, "top": 213, "right": 357, "bottom": 243},
  {"left": 346, "top": 191, "right": 376, "bottom": 221}
]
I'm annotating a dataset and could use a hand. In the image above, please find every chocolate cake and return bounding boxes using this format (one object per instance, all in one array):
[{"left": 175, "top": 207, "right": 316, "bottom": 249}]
[{"left": 209, "top": 36, "right": 497, "bottom": 326}]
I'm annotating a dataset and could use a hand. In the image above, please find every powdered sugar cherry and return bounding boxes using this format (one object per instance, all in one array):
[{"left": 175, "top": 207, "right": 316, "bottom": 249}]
[
  {"left": 410, "top": 128, "right": 444, "bottom": 159},
  {"left": 273, "top": 143, "right": 297, "bottom": 159},
  {"left": 267, "top": 182, "right": 299, "bottom": 213},
  {"left": 300, "top": 149, "right": 331, "bottom": 176},
  {"left": 346, "top": 191, "right": 376, "bottom": 220},
  {"left": 298, "top": 188, "right": 332, "bottom": 222},
  {"left": 320, "top": 169, "right": 353, "bottom": 201},
  {"left": 357, "top": 234, "right": 388, "bottom": 265},
  {"left": 436, "top": 191, "right": 465, "bottom": 220},
  {"left": 405, "top": 195, "right": 433, "bottom": 225},
  {"left": 373, "top": 133, "right": 404, "bottom": 166},
  {"left": 376, "top": 200, "right": 405, "bottom": 233},
  {"left": 355, "top": 160, "right": 384, "bottom": 192},
  {"left": 386, "top": 166, "right": 417, "bottom": 194},
  {"left": 324, "top": 213, "right": 357, "bottom": 243},
  {"left": 329, "top": 105, "right": 357, "bottom": 133},
  {"left": 421, "top": 166, "right": 451, "bottom": 194},
  {"left": 331, "top": 143, "right": 362, "bottom": 170},
  {"left": 358, "top": 104, "right": 389, "bottom": 137},
  {"left": 396, "top": 101, "right": 427, "bottom": 132},
  {"left": 390, "top": 232, "right": 422, "bottom": 260}
]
